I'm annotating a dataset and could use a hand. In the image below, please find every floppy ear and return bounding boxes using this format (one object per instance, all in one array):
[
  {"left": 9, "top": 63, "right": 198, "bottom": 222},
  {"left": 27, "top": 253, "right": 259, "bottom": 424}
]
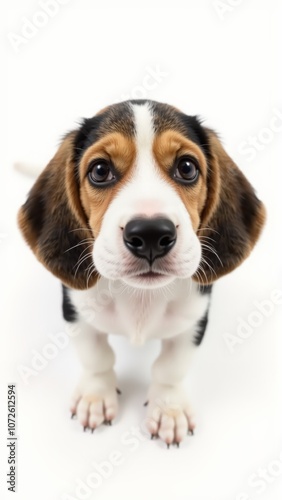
[
  {"left": 194, "top": 128, "right": 266, "bottom": 284},
  {"left": 18, "top": 132, "right": 98, "bottom": 290}
]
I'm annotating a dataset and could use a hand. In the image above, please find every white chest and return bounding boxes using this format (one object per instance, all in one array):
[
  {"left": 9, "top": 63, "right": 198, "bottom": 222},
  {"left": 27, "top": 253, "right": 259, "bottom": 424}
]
[{"left": 70, "top": 278, "right": 209, "bottom": 345}]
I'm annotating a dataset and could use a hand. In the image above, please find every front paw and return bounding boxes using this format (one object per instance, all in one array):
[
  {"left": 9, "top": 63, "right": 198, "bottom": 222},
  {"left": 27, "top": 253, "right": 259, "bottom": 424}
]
[
  {"left": 146, "top": 383, "right": 195, "bottom": 446},
  {"left": 70, "top": 370, "right": 118, "bottom": 431}
]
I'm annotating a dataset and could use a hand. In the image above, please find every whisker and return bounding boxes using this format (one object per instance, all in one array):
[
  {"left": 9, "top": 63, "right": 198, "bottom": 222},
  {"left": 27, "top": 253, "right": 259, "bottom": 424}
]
[
  {"left": 200, "top": 243, "right": 223, "bottom": 267},
  {"left": 72, "top": 243, "right": 94, "bottom": 266},
  {"left": 198, "top": 235, "right": 216, "bottom": 243},
  {"left": 73, "top": 252, "right": 93, "bottom": 278},
  {"left": 68, "top": 227, "right": 93, "bottom": 234},
  {"left": 86, "top": 264, "right": 96, "bottom": 289},
  {"left": 200, "top": 256, "right": 217, "bottom": 278},
  {"left": 74, "top": 250, "right": 93, "bottom": 270},
  {"left": 197, "top": 227, "right": 220, "bottom": 235},
  {"left": 64, "top": 239, "right": 94, "bottom": 253},
  {"left": 194, "top": 269, "right": 204, "bottom": 287},
  {"left": 197, "top": 263, "right": 209, "bottom": 284}
]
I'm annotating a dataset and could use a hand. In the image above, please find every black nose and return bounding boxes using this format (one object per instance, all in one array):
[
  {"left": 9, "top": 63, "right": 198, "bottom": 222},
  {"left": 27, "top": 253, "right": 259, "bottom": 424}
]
[{"left": 123, "top": 217, "right": 177, "bottom": 264}]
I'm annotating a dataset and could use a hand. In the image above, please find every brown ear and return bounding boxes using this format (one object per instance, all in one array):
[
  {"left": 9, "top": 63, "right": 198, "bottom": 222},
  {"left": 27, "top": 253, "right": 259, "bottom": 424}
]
[
  {"left": 194, "top": 129, "right": 266, "bottom": 284},
  {"left": 18, "top": 132, "right": 98, "bottom": 290}
]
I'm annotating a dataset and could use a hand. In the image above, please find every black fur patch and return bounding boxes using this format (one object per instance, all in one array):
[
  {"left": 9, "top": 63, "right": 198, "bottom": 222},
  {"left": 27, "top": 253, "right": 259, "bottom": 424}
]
[
  {"left": 62, "top": 285, "right": 77, "bottom": 322},
  {"left": 198, "top": 284, "right": 213, "bottom": 295},
  {"left": 73, "top": 100, "right": 213, "bottom": 174},
  {"left": 73, "top": 101, "right": 136, "bottom": 168},
  {"left": 194, "top": 308, "right": 209, "bottom": 346},
  {"left": 73, "top": 115, "right": 104, "bottom": 166},
  {"left": 141, "top": 100, "right": 212, "bottom": 159},
  {"left": 177, "top": 113, "right": 212, "bottom": 160}
]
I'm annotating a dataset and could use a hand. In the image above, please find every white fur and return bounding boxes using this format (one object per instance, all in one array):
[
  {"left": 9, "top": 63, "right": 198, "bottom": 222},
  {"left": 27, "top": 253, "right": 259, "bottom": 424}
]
[
  {"left": 93, "top": 102, "right": 201, "bottom": 289},
  {"left": 69, "top": 103, "right": 208, "bottom": 442},
  {"left": 70, "top": 278, "right": 208, "bottom": 346}
]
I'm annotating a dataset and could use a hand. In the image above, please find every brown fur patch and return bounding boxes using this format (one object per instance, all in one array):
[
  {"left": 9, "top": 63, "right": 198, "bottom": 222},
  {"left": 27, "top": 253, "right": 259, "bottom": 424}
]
[
  {"left": 18, "top": 133, "right": 99, "bottom": 290},
  {"left": 95, "top": 102, "right": 135, "bottom": 138},
  {"left": 150, "top": 101, "right": 185, "bottom": 134},
  {"left": 194, "top": 129, "right": 266, "bottom": 283},
  {"left": 153, "top": 130, "right": 208, "bottom": 230},
  {"left": 79, "top": 132, "right": 136, "bottom": 236}
]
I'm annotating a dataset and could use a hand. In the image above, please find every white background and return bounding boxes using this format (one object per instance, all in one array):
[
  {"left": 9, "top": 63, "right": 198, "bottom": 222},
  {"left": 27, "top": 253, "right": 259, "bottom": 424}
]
[{"left": 1, "top": 1, "right": 282, "bottom": 499}]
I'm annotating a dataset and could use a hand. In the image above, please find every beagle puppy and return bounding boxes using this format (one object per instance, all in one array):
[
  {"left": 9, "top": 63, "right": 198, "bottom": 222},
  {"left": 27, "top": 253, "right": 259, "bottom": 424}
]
[{"left": 18, "top": 100, "right": 265, "bottom": 447}]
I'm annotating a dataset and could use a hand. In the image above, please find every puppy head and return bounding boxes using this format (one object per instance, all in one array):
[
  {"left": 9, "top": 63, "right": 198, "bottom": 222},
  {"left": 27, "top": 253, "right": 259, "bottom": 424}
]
[{"left": 18, "top": 100, "right": 266, "bottom": 290}]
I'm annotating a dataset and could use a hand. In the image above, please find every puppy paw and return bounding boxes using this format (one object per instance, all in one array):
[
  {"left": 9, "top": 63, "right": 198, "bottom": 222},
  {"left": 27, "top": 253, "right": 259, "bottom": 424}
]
[
  {"left": 146, "top": 383, "right": 195, "bottom": 446},
  {"left": 70, "top": 370, "right": 118, "bottom": 431}
]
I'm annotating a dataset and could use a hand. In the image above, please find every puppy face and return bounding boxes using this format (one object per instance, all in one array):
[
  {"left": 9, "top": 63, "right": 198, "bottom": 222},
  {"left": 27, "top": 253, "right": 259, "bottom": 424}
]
[
  {"left": 18, "top": 100, "right": 266, "bottom": 290},
  {"left": 78, "top": 102, "right": 209, "bottom": 289}
]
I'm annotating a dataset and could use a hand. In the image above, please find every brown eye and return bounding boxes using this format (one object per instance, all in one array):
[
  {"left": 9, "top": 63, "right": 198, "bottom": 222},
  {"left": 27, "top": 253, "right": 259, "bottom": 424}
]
[
  {"left": 88, "top": 160, "right": 116, "bottom": 186},
  {"left": 174, "top": 157, "right": 199, "bottom": 184}
]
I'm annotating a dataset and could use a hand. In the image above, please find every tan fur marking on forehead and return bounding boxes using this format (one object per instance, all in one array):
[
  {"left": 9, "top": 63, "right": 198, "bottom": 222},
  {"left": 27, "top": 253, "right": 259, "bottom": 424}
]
[
  {"left": 153, "top": 130, "right": 207, "bottom": 174},
  {"left": 153, "top": 130, "right": 208, "bottom": 230},
  {"left": 79, "top": 132, "right": 135, "bottom": 179},
  {"left": 79, "top": 132, "right": 136, "bottom": 236}
]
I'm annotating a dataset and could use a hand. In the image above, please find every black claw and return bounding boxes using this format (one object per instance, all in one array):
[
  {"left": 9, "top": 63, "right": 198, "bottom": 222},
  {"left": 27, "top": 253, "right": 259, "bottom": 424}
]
[
  {"left": 116, "top": 388, "right": 122, "bottom": 395},
  {"left": 150, "top": 434, "right": 158, "bottom": 440},
  {"left": 104, "top": 420, "right": 112, "bottom": 426},
  {"left": 167, "top": 443, "right": 170, "bottom": 449},
  {"left": 91, "top": 428, "right": 95, "bottom": 434},
  {"left": 188, "top": 429, "right": 194, "bottom": 436},
  {"left": 143, "top": 401, "right": 149, "bottom": 407},
  {"left": 71, "top": 413, "right": 75, "bottom": 419},
  {"left": 83, "top": 426, "right": 87, "bottom": 432},
  {"left": 176, "top": 442, "right": 180, "bottom": 448}
]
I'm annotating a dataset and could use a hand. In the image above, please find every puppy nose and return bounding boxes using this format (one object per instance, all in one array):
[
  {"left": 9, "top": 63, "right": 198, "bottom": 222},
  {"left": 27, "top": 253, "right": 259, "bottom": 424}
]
[{"left": 123, "top": 218, "right": 177, "bottom": 264}]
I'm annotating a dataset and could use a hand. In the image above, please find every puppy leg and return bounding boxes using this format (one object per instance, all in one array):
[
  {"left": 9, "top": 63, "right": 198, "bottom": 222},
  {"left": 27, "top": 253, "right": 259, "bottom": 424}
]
[
  {"left": 69, "top": 321, "right": 118, "bottom": 431},
  {"left": 146, "top": 332, "right": 196, "bottom": 446}
]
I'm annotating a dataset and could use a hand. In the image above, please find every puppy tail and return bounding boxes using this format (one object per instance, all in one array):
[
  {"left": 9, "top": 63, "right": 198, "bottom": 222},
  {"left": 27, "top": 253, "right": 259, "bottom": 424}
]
[{"left": 14, "top": 162, "right": 42, "bottom": 178}]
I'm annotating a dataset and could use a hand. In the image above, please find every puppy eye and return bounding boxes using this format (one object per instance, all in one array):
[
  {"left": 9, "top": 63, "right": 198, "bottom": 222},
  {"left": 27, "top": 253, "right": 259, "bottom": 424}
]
[
  {"left": 87, "top": 160, "right": 116, "bottom": 186},
  {"left": 174, "top": 157, "right": 199, "bottom": 184}
]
